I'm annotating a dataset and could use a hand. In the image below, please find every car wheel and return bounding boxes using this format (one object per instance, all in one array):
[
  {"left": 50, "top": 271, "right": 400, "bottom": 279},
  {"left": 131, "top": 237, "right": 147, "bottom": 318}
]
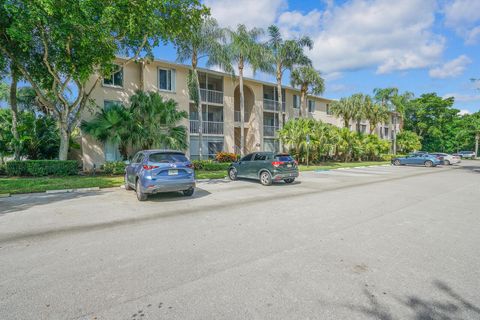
[
  {"left": 424, "top": 160, "right": 433, "bottom": 167},
  {"left": 284, "top": 178, "right": 295, "bottom": 184},
  {"left": 444, "top": 160, "right": 450, "bottom": 165},
  {"left": 260, "top": 171, "right": 272, "bottom": 186},
  {"left": 228, "top": 168, "right": 237, "bottom": 181},
  {"left": 124, "top": 175, "right": 133, "bottom": 190},
  {"left": 393, "top": 159, "right": 401, "bottom": 166},
  {"left": 136, "top": 179, "right": 147, "bottom": 201},
  {"left": 183, "top": 188, "right": 194, "bottom": 196}
]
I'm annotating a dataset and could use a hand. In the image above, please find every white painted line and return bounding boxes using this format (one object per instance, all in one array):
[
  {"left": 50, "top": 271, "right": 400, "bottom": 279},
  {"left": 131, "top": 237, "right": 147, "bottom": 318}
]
[{"left": 75, "top": 187, "right": 100, "bottom": 192}]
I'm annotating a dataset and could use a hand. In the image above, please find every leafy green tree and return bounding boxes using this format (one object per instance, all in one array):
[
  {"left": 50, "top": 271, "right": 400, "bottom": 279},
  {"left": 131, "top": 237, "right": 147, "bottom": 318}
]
[
  {"left": 278, "top": 118, "right": 315, "bottom": 161},
  {"left": 266, "top": 25, "right": 312, "bottom": 124},
  {"left": 396, "top": 130, "right": 421, "bottom": 153},
  {"left": 362, "top": 134, "right": 390, "bottom": 161},
  {"left": 404, "top": 93, "right": 458, "bottom": 152},
  {"left": 175, "top": 17, "right": 231, "bottom": 159},
  {"left": 290, "top": 65, "right": 325, "bottom": 117},
  {"left": 0, "top": 108, "right": 13, "bottom": 163},
  {"left": 0, "top": 0, "right": 207, "bottom": 160},
  {"left": 330, "top": 97, "right": 354, "bottom": 128},
  {"left": 363, "top": 98, "right": 389, "bottom": 134},
  {"left": 226, "top": 24, "right": 273, "bottom": 156}
]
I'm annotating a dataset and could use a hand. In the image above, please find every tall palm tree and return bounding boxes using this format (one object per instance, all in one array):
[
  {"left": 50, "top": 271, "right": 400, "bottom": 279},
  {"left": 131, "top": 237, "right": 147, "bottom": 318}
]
[
  {"left": 176, "top": 17, "right": 232, "bottom": 159},
  {"left": 350, "top": 93, "right": 367, "bottom": 133},
  {"left": 226, "top": 24, "right": 273, "bottom": 156},
  {"left": 290, "top": 65, "right": 325, "bottom": 117},
  {"left": 266, "top": 25, "right": 312, "bottom": 128},
  {"left": 330, "top": 97, "right": 355, "bottom": 128},
  {"left": 364, "top": 98, "right": 389, "bottom": 134}
]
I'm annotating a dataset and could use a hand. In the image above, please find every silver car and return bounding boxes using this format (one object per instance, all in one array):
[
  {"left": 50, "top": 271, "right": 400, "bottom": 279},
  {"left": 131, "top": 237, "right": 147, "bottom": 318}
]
[{"left": 430, "top": 153, "right": 461, "bottom": 165}]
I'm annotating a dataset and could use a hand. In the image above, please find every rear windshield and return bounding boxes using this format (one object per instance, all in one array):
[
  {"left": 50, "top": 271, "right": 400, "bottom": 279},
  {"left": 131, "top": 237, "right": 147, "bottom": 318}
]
[
  {"left": 275, "top": 154, "right": 294, "bottom": 162},
  {"left": 149, "top": 153, "right": 188, "bottom": 163}
]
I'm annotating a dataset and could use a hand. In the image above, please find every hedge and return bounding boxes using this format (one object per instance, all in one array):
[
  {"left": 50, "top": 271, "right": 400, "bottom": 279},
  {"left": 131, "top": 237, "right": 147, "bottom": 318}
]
[
  {"left": 6, "top": 160, "right": 79, "bottom": 176},
  {"left": 192, "top": 160, "right": 231, "bottom": 171},
  {"left": 102, "top": 161, "right": 126, "bottom": 175},
  {"left": 215, "top": 152, "right": 238, "bottom": 163},
  {"left": 0, "top": 164, "right": 6, "bottom": 176}
]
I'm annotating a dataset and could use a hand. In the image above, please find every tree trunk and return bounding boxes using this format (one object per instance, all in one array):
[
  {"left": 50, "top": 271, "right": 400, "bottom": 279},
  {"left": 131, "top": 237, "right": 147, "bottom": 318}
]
[
  {"left": 239, "top": 58, "right": 245, "bottom": 157},
  {"left": 58, "top": 118, "right": 70, "bottom": 160},
  {"left": 276, "top": 67, "right": 283, "bottom": 152},
  {"left": 369, "top": 123, "right": 375, "bottom": 134},
  {"left": 192, "top": 52, "right": 203, "bottom": 160},
  {"left": 10, "top": 68, "right": 20, "bottom": 160},
  {"left": 475, "top": 133, "right": 479, "bottom": 158},
  {"left": 299, "top": 87, "right": 307, "bottom": 118}
]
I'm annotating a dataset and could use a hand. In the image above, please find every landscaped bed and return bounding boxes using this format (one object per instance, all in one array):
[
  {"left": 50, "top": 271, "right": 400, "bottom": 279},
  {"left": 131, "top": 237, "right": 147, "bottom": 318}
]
[{"left": 0, "top": 161, "right": 390, "bottom": 195}]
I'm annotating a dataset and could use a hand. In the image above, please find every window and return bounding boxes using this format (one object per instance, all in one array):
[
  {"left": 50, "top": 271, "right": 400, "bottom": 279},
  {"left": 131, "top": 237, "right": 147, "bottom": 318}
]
[
  {"left": 104, "top": 100, "right": 122, "bottom": 110},
  {"left": 360, "top": 124, "right": 367, "bottom": 133},
  {"left": 293, "top": 95, "right": 300, "bottom": 108},
  {"left": 103, "top": 67, "right": 123, "bottom": 87},
  {"left": 254, "top": 153, "right": 267, "bottom": 161},
  {"left": 384, "top": 127, "right": 389, "bottom": 138},
  {"left": 189, "top": 136, "right": 224, "bottom": 160},
  {"left": 326, "top": 103, "right": 333, "bottom": 115},
  {"left": 263, "top": 138, "right": 278, "bottom": 152},
  {"left": 104, "top": 141, "right": 122, "bottom": 161},
  {"left": 308, "top": 100, "right": 315, "bottom": 113},
  {"left": 159, "top": 68, "right": 176, "bottom": 91},
  {"left": 132, "top": 152, "right": 144, "bottom": 164},
  {"left": 240, "top": 154, "right": 253, "bottom": 161}
]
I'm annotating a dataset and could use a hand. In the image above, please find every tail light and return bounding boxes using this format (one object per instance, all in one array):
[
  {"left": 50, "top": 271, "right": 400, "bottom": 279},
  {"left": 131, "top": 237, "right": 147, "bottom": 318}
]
[
  {"left": 272, "top": 161, "right": 284, "bottom": 167},
  {"left": 142, "top": 165, "right": 159, "bottom": 170}
]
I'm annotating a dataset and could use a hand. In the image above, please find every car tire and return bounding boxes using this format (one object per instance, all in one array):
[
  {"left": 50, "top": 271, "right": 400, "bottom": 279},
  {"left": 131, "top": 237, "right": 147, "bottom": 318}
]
[
  {"left": 260, "top": 171, "right": 272, "bottom": 186},
  {"left": 284, "top": 178, "right": 295, "bottom": 184},
  {"left": 183, "top": 188, "right": 194, "bottom": 196},
  {"left": 228, "top": 168, "right": 237, "bottom": 181},
  {"left": 444, "top": 160, "right": 450, "bottom": 165},
  {"left": 136, "top": 179, "right": 147, "bottom": 201},
  {"left": 424, "top": 160, "right": 433, "bottom": 167},
  {"left": 124, "top": 175, "right": 133, "bottom": 190},
  {"left": 393, "top": 159, "right": 401, "bottom": 166}
]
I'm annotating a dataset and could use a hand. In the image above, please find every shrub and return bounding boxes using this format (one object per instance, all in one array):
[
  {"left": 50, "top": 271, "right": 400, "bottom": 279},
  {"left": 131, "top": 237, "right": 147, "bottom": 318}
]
[
  {"left": 215, "top": 152, "right": 238, "bottom": 163},
  {"left": 192, "top": 160, "right": 230, "bottom": 171},
  {"left": 102, "top": 161, "right": 126, "bottom": 175},
  {"left": 0, "top": 164, "right": 6, "bottom": 176},
  {"left": 6, "top": 160, "right": 79, "bottom": 176}
]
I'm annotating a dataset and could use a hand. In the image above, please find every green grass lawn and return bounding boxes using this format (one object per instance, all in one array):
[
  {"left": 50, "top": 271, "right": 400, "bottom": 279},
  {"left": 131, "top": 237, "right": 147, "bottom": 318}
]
[{"left": 0, "top": 162, "right": 389, "bottom": 195}]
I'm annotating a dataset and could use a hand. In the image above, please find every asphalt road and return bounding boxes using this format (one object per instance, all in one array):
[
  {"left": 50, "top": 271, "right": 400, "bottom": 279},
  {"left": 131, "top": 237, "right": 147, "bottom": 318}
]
[{"left": 1, "top": 161, "right": 479, "bottom": 320}]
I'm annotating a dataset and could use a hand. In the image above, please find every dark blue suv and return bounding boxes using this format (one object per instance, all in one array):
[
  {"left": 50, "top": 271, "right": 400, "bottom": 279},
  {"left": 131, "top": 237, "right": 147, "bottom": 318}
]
[{"left": 125, "top": 150, "right": 195, "bottom": 201}]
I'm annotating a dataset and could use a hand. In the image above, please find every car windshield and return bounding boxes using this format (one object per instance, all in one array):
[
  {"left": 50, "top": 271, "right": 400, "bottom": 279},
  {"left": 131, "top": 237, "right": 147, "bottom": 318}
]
[
  {"left": 275, "top": 154, "right": 294, "bottom": 162},
  {"left": 149, "top": 153, "right": 188, "bottom": 163}
]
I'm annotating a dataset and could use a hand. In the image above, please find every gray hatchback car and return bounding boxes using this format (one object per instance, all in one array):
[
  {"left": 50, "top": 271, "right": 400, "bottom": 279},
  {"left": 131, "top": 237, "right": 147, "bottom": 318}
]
[
  {"left": 228, "top": 152, "right": 299, "bottom": 185},
  {"left": 125, "top": 150, "right": 195, "bottom": 201}
]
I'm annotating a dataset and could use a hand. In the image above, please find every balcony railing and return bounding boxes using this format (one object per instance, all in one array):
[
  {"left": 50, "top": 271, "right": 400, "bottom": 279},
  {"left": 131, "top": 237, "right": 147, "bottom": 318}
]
[
  {"left": 189, "top": 120, "right": 224, "bottom": 135},
  {"left": 234, "top": 111, "right": 251, "bottom": 122},
  {"left": 200, "top": 88, "right": 224, "bottom": 104},
  {"left": 263, "top": 98, "right": 285, "bottom": 112},
  {"left": 263, "top": 125, "right": 279, "bottom": 137}
]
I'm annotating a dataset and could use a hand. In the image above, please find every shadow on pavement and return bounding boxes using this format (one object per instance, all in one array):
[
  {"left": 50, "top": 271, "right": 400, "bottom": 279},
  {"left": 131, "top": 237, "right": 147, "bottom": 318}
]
[
  {"left": 0, "top": 191, "right": 104, "bottom": 215},
  {"left": 146, "top": 187, "right": 211, "bottom": 202},
  {"left": 234, "top": 177, "right": 302, "bottom": 187},
  {"left": 344, "top": 280, "right": 480, "bottom": 320}
]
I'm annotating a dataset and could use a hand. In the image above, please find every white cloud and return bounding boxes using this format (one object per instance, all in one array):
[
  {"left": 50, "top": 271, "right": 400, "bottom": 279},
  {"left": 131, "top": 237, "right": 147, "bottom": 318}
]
[
  {"left": 443, "top": 0, "right": 480, "bottom": 44},
  {"left": 204, "top": 0, "right": 287, "bottom": 29},
  {"left": 443, "top": 93, "right": 480, "bottom": 103},
  {"left": 428, "top": 55, "right": 472, "bottom": 79},
  {"left": 458, "top": 109, "right": 471, "bottom": 115}
]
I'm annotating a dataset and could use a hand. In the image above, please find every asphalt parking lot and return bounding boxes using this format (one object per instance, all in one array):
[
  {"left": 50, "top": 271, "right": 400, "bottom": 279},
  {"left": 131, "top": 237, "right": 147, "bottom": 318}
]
[{"left": 1, "top": 161, "right": 480, "bottom": 319}]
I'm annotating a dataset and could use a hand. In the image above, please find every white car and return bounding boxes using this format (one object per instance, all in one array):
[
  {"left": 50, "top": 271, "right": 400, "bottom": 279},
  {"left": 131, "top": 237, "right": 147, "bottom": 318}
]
[
  {"left": 430, "top": 153, "right": 461, "bottom": 165},
  {"left": 457, "top": 151, "right": 476, "bottom": 159}
]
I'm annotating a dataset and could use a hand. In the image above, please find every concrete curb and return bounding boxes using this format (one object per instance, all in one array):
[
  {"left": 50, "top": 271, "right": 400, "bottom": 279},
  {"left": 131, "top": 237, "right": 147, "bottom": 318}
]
[
  {"left": 0, "top": 193, "right": 11, "bottom": 198},
  {"left": 45, "top": 187, "right": 100, "bottom": 194}
]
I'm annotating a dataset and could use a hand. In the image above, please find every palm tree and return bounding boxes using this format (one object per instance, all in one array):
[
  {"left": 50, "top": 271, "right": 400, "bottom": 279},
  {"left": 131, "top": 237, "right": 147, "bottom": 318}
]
[
  {"left": 278, "top": 118, "right": 315, "bottom": 162},
  {"left": 350, "top": 93, "right": 367, "bottom": 133},
  {"left": 290, "top": 65, "right": 325, "bottom": 117},
  {"left": 266, "top": 25, "right": 312, "bottom": 128},
  {"left": 175, "top": 17, "right": 232, "bottom": 159},
  {"left": 364, "top": 98, "right": 389, "bottom": 134},
  {"left": 81, "top": 104, "right": 133, "bottom": 159},
  {"left": 129, "top": 91, "right": 189, "bottom": 151},
  {"left": 226, "top": 24, "right": 273, "bottom": 156},
  {"left": 329, "top": 97, "right": 355, "bottom": 128}
]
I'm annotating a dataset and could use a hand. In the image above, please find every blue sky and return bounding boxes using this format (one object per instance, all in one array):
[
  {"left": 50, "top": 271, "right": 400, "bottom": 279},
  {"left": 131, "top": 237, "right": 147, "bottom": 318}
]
[{"left": 153, "top": 0, "right": 480, "bottom": 114}]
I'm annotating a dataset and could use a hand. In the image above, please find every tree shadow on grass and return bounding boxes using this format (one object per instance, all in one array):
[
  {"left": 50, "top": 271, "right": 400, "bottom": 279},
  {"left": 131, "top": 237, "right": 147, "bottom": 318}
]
[{"left": 345, "top": 280, "right": 480, "bottom": 320}]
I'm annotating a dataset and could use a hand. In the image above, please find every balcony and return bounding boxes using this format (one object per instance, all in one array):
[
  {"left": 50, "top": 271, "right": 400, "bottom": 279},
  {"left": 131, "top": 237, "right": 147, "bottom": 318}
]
[
  {"left": 190, "top": 120, "right": 224, "bottom": 135},
  {"left": 263, "top": 125, "right": 279, "bottom": 137},
  {"left": 200, "top": 88, "right": 224, "bottom": 104},
  {"left": 234, "top": 111, "right": 251, "bottom": 122},
  {"left": 263, "top": 98, "right": 285, "bottom": 112}
]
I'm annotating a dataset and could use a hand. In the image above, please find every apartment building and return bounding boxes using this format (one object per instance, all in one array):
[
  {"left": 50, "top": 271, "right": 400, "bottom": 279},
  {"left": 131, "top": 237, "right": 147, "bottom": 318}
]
[{"left": 81, "top": 57, "right": 397, "bottom": 169}]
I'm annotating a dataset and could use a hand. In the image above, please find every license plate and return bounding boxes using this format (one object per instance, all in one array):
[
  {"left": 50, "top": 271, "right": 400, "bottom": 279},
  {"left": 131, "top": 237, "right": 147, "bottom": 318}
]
[{"left": 168, "top": 169, "right": 178, "bottom": 176}]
